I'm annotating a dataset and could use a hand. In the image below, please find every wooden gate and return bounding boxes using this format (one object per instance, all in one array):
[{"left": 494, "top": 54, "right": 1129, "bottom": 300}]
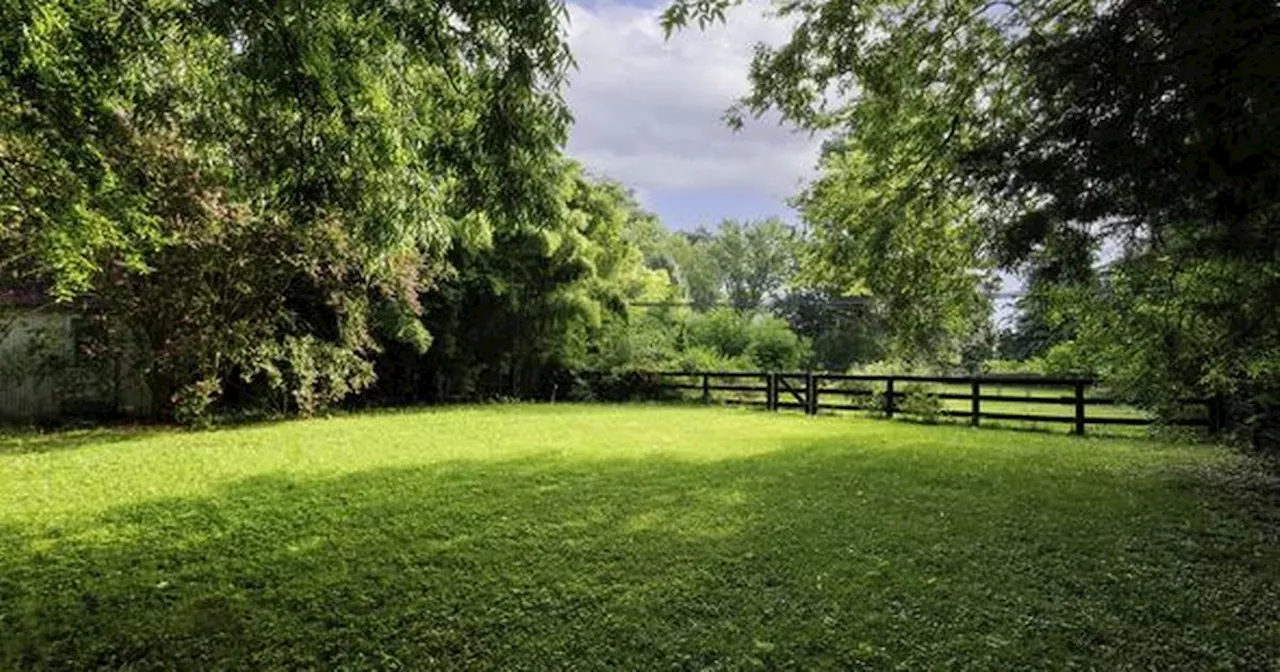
[{"left": 773, "top": 373, "right": 819, "bottom": 415}]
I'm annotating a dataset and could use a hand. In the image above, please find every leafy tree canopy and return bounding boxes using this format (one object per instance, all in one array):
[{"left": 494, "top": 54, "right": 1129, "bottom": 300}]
[
  {"left": 665, "top": 0, "right": 1280, "bottom": 442},
  {"left": 1, "top": 0, "right": 575, "bottom": 419},
  {"left": 662, "top": 0, "right": 1019, "bottom": 361},
  {"left": 966, "top": 0, "right": 1280, "bottom": 441},
  {"left": 701, "top": 217, "right": 796, "bottom": 312},
  {"left": 2, "top": 0, "right": 574, "bottom": 297}
]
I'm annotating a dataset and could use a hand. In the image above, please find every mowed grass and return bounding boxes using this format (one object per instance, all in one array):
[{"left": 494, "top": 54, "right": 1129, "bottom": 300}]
[{"left": 2, "top": 405, "right": 1278, "bottom": 670}]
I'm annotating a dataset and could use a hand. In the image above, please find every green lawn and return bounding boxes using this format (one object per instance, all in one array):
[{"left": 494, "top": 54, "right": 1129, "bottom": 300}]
[{"left": 2, "top": 405, "right": 1277, "bottom": 669}]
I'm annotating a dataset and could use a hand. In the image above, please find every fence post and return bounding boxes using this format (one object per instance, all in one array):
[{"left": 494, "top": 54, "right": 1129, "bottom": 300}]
[
  {"left": 1074, "top": 381, "right": 1086, "bottom": 436},
  {"left": 702, "top": 373, "right": 710, "bottom": 404},
  {"left": 885, "top": 376, "right": 896, "bottom": 418},
  {"left": 971, "top": 379, "right": 981, "bottom": 427},
  {"left": 767, "top": 372, "right": 777, "bottom": 412},
  {"left": 1209, "top": 394, "right": 1225, "bottom": 436},
  {"left": 805, "top": 372, "right": 817, "bottom": 416}
]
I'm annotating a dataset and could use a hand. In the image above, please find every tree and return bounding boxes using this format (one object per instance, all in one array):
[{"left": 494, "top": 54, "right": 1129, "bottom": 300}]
[
  {"left": 703, "top": 218, "right": 796, "bottom": 312},
  {"left": 667, "top": 234, "right": 723, "bottom": 311},
  {"left": 1, "top": 0, "right": 574, "bottom": 420},
  {"left": 745, "top": 315, "right": 812, "bottom": 371},
  {"left": 617, "top": 215, "right": 797, "bottom": 313},
  {"left": 563, "top": 202, "right": 827, "bottom": 376},
  {"left": 687, "top": 307, "right": 752, "bottom": 359},
  {"left": 963, "top": 0, "right": 1280, "bottom": 442},
  {"left": 662, "top": 0, "right": 1095, "bottom": 138},
  {"left": 771, "top": 289, "right": 885, "bottom": 371},
  {"left": 661, "top": 0, "right": 1016, "bottom": 363},
  {"left": 664, "top": 0, "right": 1280, "bottom": 446},
  {"left": 384, "top": 165, "right": 679, "bottom": 402},
  {"left": 996, "top": 258, "right": 1095, "bottom": 363},
  {"left": 617, "top": 204, "right": 724, "bottom": 310},
  {"left": 797, "top": 144, "right": 993, "bottom": 363}
]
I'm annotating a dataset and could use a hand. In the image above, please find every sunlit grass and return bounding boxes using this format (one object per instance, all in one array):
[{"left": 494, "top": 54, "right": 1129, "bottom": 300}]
[{"left": 2, "top": 405, "right": 1277, "bottom": 669}]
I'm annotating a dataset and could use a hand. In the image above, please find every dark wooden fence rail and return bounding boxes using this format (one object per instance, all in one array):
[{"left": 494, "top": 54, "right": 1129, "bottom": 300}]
[{"left": 585, "top": 370, "right": 1218, "bottom": 436}]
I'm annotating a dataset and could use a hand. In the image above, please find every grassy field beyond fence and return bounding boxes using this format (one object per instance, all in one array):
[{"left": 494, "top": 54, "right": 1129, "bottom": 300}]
[
  {"left": 626, "top": 370, "right": 1207, "bottom": 438},
  {"left": 2, "top": 405, "right": 1276, "bottom": 669}
]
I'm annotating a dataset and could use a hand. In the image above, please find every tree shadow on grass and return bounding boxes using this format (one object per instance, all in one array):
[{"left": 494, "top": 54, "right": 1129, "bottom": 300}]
[
  {"left": 2, "top": 439, "right": 1278, "bottom": 670},
  {"left": 0, "top": 425, "right": 163, "bottom": 456}
]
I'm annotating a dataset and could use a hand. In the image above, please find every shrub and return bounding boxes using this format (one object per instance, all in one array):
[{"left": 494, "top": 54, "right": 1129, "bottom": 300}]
[
  {"left": 564, "top": 370, "right": 677, "bottom": 403},
  {"left": 838, "top": 381, "right": 883, "bottom": 413},
  {"left": 687, "top": 308, "right": 752, "bottom": 358},
  {"left": 898, "top": 384, "right": 943, "bottom": 423},
  {"left": 671, "top": 345, "right": 734, "bottom": 373},
  {"left": 1041, "top": 341, "right": 1093, "bottom": 377},
  {"left": 746, "top": 317, "right": 812, "bottom": 371}
]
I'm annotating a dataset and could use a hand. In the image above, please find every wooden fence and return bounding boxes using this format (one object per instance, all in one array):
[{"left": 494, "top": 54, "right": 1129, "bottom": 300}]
[{"left": 592, "top": 370, "right": 1220, "bottom": 436}]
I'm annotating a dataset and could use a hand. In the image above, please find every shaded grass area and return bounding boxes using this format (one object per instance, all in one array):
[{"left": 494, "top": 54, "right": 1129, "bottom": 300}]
[{"left": 2, "top": 405, "right": 1277, "bottom": 669}]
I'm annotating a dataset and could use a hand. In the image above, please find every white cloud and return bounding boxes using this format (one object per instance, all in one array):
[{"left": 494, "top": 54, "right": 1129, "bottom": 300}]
[{"left": 563, "top": 0, "right": 821, "bottom": 199}]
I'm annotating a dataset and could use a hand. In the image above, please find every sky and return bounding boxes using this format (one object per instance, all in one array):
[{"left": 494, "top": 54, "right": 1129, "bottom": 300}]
[{"left": 563, "top": 0, "right": 820, "bottom": 231}]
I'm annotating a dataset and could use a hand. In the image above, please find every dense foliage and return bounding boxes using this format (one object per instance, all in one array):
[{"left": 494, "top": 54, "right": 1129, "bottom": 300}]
[
  {"left": 771, "top": 289, "right": 884, "bottom": 371},
  {"left": 0, "top": 0, "right": 843, "bottom": 422},
  {"left": 662, "top": 0, "right": 1042, "bottom": 362},
  {"left": 1, "top": 0, "right": 573, "bottom": 419},
  {"left": 664, "top": 0, "right": 1280, "bottom": 445},
  {"left": 797, "top": 144, "right": 992, "bottom": 363},
  {"left": 14, "top": 0, "right": 1269, "bottom": 439},
  {"left": 0, "top": 0, "right": 1007, "bottom": 423},
  {"left": 611, "top": 215, "right": 907, "bottom": 374},
  {"left": 377, "top": 167, "right": 675, "bottom": 403},
  {"left": 967, "top": 0, "right": 1280, "bottom": 444}
]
